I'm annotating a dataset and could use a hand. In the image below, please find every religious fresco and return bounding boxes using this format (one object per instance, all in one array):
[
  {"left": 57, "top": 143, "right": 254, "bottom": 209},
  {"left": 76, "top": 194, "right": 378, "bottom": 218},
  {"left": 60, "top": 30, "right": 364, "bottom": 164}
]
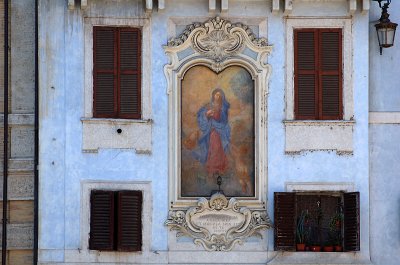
[{"left": 181, "top": 65, "right": 255, "bottom": 197}]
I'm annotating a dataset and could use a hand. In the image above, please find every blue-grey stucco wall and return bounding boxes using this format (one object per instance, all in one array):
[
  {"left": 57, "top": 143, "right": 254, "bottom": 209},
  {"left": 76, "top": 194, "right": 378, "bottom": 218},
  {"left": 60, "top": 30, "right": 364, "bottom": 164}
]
[
  {"left": 38, "top": 0, "right": 375, "bottom": 263},
  {"left": 369, "top": 1, "right": 400, "bottom": 265}
]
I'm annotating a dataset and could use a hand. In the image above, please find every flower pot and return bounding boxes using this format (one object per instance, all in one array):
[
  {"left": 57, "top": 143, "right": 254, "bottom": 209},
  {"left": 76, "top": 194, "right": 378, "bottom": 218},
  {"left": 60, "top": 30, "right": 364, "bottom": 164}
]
[
  {"left": 334, "top": 245, "right": 343, "bottom": 252},
  {"left": 323, "top": 246, "right": 334, "bottom": 252},
  {"left": 310, "top": 245, "right": 321, "bottom": 252},
  {"left": 296, "top": 243, "right": 306, "bottom": 251}
]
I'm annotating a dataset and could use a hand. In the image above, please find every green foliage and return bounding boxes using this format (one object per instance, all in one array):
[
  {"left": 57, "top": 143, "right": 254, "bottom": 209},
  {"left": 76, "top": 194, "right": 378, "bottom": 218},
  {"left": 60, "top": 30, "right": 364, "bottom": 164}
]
[{"left": 296, "top": 210, "right": 310, "bottom": 244}]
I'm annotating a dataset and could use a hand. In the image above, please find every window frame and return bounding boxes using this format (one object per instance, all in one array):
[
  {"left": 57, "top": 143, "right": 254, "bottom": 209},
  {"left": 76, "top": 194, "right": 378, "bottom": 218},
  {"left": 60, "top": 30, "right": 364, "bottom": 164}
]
[
  {"left": 274, "top": 191, "right": 360, "bottom": 252},
  {"left": 285, "top": 18, "right": 353, "bottom": 121}
]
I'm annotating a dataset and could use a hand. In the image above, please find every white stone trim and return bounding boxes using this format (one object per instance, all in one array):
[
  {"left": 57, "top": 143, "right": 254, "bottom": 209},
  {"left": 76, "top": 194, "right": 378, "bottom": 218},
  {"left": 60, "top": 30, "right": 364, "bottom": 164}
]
[
  {"left": 284, "top": 120, "right": 354, "bottom": 154},
  {"left": 369, "top": 112, "right": 400, "bottom": 124},
  {"left": 349, "top": 0, "right": 357, "bottom": 14},
  {"left": 286, "top": 182, "right": 355, "bottom": 192},
  {"left": 164, "top": 17, "right": 271, "bottom": 210},
  {"left": 285, "top": 18, "right": 353, "bottom": 121},
  {"left": 65, "top": 180, "right": 155, "bottom": 264},
  {"left": 272, "top": 0, "right": 280, "bottom": 13},
  {"left": 82, "top": 17, "right": 152, "bottom": 153},
  {"left": 284, "top": 18, "right": 354, "bottom": 153},
  {"left": 209, "top": 0, "right": 216, "bottom": 12}
]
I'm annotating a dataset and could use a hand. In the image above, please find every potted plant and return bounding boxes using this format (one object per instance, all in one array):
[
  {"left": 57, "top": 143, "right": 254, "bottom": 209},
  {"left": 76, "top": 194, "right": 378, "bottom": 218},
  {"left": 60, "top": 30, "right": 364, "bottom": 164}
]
[
  {"left": 329, "top": 211, "right": 344, "bottom": 251},
  {"left": 309, "top": 201, "right": 323, "bottom": 251},
  {"left": 296, "top": 210, "right": 309, "bottom": 251}
]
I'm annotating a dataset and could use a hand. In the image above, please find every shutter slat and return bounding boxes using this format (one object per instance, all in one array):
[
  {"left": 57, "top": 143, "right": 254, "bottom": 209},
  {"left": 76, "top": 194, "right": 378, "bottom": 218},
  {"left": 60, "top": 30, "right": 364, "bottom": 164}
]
[
  {"left": 274, "top": 192, "right": 296, "bottom": 251},
  {"left": 297, "top": 32, "right": 315, "bottom": 70},
  {"left": 322, "top": 75, "right": 340, "bottom": 116},
  {"left": 95, "top": 28, "right": 115, "bottom": 70},
  {"left": 321, "top": 32, "right": 340, "bottom": 71},
  {"left": 343, "top": 192, "right": 360, "bottom": 251},
  {"left": 120, "top": 74, "right": 140, "bottom": 117},
  {"left": 89, "top": 190, "right": 115, "bottom": 250},
  {"left": 120, "top": 30, "right": 140, "bottom": 70},
  {"left": 94, "top": 74, "right": 115, "bottom": 115},
  {"left": 117, "top": 190, "right": 143, "bottom": 252}
]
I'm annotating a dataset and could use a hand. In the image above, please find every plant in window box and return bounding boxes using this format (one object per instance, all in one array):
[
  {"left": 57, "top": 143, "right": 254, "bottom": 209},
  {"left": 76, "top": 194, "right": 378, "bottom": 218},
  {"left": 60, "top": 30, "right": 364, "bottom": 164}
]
[
  {"left": 329, "top": 212, "right": 344, "bottom": 252},
  {"left": 296, "top": 210, "right": 310, "bottom": 251},
  {"left": 309, "top": 201, "right": 323, "bottom": 251}
]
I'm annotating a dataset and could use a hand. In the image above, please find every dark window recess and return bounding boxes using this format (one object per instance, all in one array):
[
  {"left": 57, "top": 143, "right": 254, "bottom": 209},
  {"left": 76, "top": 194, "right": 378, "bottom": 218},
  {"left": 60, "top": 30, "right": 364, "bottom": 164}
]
[
  {"left": 294, "top": 28, "right": 343, "bottom": 120},
  {"left": 93, "top": 27, "right": 141, "bottom": 119},
  {"left": 274, "top": 192, "right": 360, "bottom": 252},
  {"left": 90, "top": 190, "right": 143, "bottom": 252}
]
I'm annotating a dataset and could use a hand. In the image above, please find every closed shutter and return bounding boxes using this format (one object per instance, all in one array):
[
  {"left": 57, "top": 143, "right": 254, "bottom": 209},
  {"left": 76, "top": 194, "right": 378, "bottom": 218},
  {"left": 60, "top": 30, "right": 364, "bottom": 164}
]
[
  {"left": 294, "top": 28, "right": 342, "bottom": 120},
  {"left": 274, "top": 192, "right": 296, "bottom": 250},
  {"left": 117, "top": 191, "right": 143, "bottom": 251},
  {"left": 93, "top": 27, "right": 117, "bottom": 118},
  {"left": 294, "top": 29, "right": 318, "bottom": 119},
  {"left": 89, "top": 190, "right": 115, "bottom": 250},
  {"left": 320, "top": 29, "right": 342, "bottom": 120},
  {"left": 343, "top": 192, "right": 360, "bottom": 251},
  {"left": 118, "top": 29, "right": 141, "bottom": 119}
]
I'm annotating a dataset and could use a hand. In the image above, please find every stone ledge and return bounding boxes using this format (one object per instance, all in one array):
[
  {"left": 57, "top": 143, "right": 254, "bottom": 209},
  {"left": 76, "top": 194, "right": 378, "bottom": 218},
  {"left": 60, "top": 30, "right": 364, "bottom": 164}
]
[{"left": 284, "top": 120, "right": 355, "bottom": 154}]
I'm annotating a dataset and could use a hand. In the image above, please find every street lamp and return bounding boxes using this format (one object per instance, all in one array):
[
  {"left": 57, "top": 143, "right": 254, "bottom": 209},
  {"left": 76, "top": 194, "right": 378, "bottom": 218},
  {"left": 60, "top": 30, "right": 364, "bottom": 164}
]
[{"left": 373, "top": 0, "right": 398, "bottom": 55}]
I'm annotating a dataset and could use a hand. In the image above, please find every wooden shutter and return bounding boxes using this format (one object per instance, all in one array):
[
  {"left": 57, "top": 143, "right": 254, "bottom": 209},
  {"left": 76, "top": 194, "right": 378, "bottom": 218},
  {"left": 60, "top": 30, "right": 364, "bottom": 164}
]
[
  {"left": 294, "top": 28, "right": 342, "bottom": 120},
  {"left": 294, "top": 29, "right": 318, "bottom": 119},
  {"left": 118, "top": 28, "right": 141, "bottom": 119},
  {"left": 320, "top": 29, "right": 342, "bottom": 120},
  {"left": 343, "top": 192, "right": 360, "bottom": 251},
  {"left": 274, "top": 192, "right": 296, "bottom": 250},
  {"left": 93, "top": 27, "right": 117, "bottom": 118},
  {"left": 117, "top": 191, "right": 143, "bottom": 251},
  {"left": 89, "top": 190, "right": 115, "bottom": 250}
]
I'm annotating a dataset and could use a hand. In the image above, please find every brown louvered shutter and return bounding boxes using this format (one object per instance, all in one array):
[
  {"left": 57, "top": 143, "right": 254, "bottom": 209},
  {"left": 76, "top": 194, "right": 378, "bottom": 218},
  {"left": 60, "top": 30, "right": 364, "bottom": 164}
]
[
  {"left": 343, "top": 192, "right": 360, "bottom": 251},
  {"left": 93, "top": 27, "right": 117, "bottom": 118},
  {"left": 118, "top": 28, "right": 141, "bottom": 119},
  {"left": 89, "top": 190, "right": 115, "bottom": 250},
  {"left": 274, "top": 192, "right": 296, "bottom": 250},
  {"left": 117, "top": 191, "right": 142, "bottom": 251},
  {"left": 320, "top": 29, "right": 342, "bottom": 120},
  {"left": 294, "top": 29, "right": 318, "bottom": 119}
]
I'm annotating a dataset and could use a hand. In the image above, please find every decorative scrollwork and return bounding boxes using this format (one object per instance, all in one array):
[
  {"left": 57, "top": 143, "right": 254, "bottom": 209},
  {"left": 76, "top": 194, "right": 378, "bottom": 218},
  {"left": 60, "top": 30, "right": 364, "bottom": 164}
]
[
  {"left": 167, "top": 17, "right": 269, "bottom": 64},
  {"left": 165, "top": 193, "right": 273, "bottom": 251}
]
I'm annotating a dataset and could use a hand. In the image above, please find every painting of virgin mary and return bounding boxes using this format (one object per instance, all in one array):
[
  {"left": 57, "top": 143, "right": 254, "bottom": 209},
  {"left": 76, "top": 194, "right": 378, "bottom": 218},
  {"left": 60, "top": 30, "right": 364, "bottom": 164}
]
[{"left": 181, "top": 65, "right": 254, "bottom": 197}]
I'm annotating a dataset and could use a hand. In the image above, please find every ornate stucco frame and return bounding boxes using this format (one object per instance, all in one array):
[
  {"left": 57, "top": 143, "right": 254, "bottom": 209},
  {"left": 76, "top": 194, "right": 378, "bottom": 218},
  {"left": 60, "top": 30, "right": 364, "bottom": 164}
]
[{"left": 164, "top": 17, "right": 272, "bottom": 209}]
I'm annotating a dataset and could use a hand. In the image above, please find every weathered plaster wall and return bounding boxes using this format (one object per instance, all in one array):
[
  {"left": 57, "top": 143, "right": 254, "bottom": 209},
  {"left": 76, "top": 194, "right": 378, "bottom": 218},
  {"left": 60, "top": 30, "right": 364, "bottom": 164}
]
[
  {"left": 369, "top": 1, "right": 400, "bottom": 265},
  {"left": 39, "top": 0, "right": 372, "bottom": 264}
]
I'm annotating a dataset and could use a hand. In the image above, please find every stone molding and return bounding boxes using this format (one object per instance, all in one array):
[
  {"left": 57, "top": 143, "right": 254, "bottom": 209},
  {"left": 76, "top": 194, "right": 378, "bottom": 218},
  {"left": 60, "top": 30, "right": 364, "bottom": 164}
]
[
  {"left": 165, "top": 193, "right": 272, "bottom": 251},
  {"left": 164, "top": 17, "right": 271, "bottom": 210}
]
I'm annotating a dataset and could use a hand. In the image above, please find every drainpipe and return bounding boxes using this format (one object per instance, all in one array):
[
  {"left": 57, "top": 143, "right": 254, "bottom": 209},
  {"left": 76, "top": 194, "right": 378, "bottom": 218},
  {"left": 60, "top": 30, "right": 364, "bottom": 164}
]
[
  {"left": 2, "top": 0, "right": 9, "bottom": 264},
  {"left": 34, "top": 0, "right": 39, "bottom": 264}
]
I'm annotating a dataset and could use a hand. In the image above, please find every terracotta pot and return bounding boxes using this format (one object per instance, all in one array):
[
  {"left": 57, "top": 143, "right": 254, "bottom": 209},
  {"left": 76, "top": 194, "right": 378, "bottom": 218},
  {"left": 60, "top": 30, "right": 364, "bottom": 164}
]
[
  {"left": 296, "top": 243, "right": 306, "bottom": 251},
  {"left": 323, "top": 246, "right": 334, "bottom": 252},
  {"left": 310, "top": 245, "right": 321, "bottom": 252},
  {"left": 334, "top": 245, "right": 343, "bottom": 252}
]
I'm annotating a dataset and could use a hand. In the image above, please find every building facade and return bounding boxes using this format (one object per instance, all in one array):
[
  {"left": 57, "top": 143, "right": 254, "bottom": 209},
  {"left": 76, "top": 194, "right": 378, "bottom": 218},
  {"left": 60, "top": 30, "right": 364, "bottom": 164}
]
[{"left": 1, "top": 0, "right": 399, "bottom": 264}]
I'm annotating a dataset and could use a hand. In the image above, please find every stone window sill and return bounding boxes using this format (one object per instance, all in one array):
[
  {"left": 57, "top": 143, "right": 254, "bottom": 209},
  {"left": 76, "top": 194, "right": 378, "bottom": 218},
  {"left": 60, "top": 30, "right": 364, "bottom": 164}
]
[
  {"left": 81, "top": 118, "right": 152, "bottom": 153},
  {"left": 283, "top": 120, "right": 355, "bottom": 155}
]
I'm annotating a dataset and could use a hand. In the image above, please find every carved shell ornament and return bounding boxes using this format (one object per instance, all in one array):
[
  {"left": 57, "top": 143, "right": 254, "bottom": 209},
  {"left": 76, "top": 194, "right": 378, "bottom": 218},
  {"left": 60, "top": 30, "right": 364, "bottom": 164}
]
[
  {"left": 165, "top": 193, "right": 273, "bottom": 251},
  {"left": 167, "top": 17, "right": 269, "bottom": 64}
]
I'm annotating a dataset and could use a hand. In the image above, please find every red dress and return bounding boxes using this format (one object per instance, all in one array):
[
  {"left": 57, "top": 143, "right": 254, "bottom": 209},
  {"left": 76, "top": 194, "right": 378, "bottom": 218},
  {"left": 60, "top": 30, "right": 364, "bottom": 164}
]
[{"left": 206, "top": 109, "right": 228, "bottom": 174}]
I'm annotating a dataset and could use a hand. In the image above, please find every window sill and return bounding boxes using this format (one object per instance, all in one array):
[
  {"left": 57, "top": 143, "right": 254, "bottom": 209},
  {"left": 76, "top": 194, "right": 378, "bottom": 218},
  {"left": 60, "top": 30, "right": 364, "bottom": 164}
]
[
  {"left": 283, "top": 120, "right": 355, "bottom": 155},
  {"left": 269, "top": 251, "right": 371, "bottom": 265},
  {"left": 81, "top": 118, "right": 152, "bottom": 153}
]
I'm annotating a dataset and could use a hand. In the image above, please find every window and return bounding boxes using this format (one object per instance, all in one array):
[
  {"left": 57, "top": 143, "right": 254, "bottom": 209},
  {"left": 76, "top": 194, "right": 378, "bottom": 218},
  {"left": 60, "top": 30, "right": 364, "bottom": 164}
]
[
  {"left": 89, "top": 190, "right": 142, "bottom": 251},
  {"left": 294, "top": 28, "right": 342, "bottom": 120},
  {"left": 274, "top": 192, "right": 360, "bottom": 251},
  {"left": 93, "top": 27, "right": 141, "bottom": 119}
]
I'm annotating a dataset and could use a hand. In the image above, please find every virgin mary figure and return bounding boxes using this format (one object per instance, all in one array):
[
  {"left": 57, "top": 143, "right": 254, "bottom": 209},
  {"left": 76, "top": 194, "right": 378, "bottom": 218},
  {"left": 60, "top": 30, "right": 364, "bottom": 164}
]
[{"left": 194, "top": 88, "right": 231, "bottom": 176}]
